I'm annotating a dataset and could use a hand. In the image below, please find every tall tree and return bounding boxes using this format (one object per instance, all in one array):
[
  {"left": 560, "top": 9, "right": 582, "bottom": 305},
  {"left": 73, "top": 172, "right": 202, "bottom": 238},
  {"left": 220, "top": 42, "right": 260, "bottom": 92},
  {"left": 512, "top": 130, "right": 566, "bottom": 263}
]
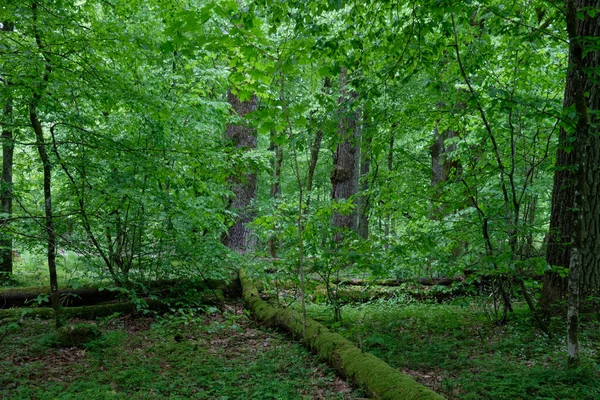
[
  {"left": 555, "top": 0, "right": 600, "bottom": 366},
  {"left": 0, "top": 21, "right": 14, "bottom": 282},
  {"left": 542, "top": 0, "right": 600, "bottom": 315},
  {"left": 223, "top": 90, "right": 259, "bottom": 253},
  {"left": 357, "top": 118, "right": 371, "bottom": 239},
  {"left": 430, "top": 122, "right": 460, "bottom": 219},
  {"left": 30, "top": 1, "right": 60, "bottom": 327},
  {"left": 331, "top": 69, "right": 360, "bottom": 240}
]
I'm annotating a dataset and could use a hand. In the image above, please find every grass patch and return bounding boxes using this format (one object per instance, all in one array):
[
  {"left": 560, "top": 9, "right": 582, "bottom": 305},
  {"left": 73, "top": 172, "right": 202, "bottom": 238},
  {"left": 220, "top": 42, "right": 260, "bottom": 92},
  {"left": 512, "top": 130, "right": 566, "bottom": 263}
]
[
  {"left": 1, "top": 303, "right": 363, "bottom": 399},
  {"left": 304, "top": 300, "right": 600, "bottom": 399}
]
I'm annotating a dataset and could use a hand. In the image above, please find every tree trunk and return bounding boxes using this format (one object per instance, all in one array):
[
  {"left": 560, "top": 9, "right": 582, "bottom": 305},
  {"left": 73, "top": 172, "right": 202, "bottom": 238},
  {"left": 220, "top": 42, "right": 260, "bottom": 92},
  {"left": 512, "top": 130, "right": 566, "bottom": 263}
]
[
  {"left": 541, "top": 0, "right": 600, "bottom": 313},
  {"left": 224, "top": 90, "right": 258, "bottom": 254},
  {"left": 357, "top": 124, "right": 371, "bottom": 239},
  {"left": 556, "top": 0, "right": 600, "bottom": 365},
  {"left": 305, "top": 129, "right": 323, "bottom": 210},
  {"left": 267, "top": 134, "right": 283, "bottom": 257},
  {"left": 331, "top": 69, "right": 360, "bottom": 240},
  {"left": 385, "top": 135, "right": 394, "bottom": 249},
  {"left": 0, "top": 21, "right": 14, "bottom": 282},
  {"left": 31, "top": 1, "right": 61, "bottom": 328},
  {"left": 540, "top": 74, "right": 577, "bottom": 309},
  {"left": 430, "top": 123, "right": 459, "bottom": 218}
]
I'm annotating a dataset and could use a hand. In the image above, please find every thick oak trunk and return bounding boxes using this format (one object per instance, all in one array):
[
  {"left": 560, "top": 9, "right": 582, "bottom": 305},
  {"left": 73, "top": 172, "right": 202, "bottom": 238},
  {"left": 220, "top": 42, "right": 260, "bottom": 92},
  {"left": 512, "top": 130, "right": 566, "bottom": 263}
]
[{"left": 541, "top": 0, "right": 600, "bottom": 312}]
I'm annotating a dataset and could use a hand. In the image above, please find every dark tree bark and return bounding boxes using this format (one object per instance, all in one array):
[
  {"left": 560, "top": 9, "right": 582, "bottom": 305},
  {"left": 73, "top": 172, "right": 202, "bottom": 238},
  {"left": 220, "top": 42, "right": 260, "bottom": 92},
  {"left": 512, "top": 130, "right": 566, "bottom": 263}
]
[
  {"left": 31, "top": 1, "right": 61, "bottom": 327},
  {"left": 223, "top": 90, "right": 258, "bottom": 254},
  {"left": 331, "top": 69, "right": 360, "bottom": 240},
  {"left": 541, "top": 0, "right": 600, "bottom": 313},
  {"left": 561, "top": 0, "right": 600, "bottom": 366},
  {"left": 540, "top": 72, "right": 577, "bottom": 308},
  {"left": 0, "top": 21, "right": 15, "bottom": 282}
]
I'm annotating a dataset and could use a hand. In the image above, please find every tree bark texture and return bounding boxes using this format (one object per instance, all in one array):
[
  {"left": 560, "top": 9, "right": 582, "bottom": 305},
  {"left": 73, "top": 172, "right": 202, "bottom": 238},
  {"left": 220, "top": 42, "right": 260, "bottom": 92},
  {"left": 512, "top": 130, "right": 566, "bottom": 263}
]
[
  {"left": 224, "top": 90, "right": 258, "bottom": 254},
  {"left": 542, "top": 0, "right": 600, "bottom": 309},
  {"left": 0, "top": 21, "right": 14, "bottom": 281},
  {"left": 331, "top": 69, "right": 360, "bottom": 239},
  {"left": 430, "top": 123, "right": 459, "bottom": 218}
]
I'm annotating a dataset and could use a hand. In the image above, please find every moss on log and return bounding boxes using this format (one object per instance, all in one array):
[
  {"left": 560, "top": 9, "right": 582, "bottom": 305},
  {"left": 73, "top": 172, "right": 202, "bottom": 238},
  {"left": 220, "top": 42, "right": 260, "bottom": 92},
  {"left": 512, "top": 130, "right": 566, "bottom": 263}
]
[{"left": 239, "top": 269, "right": 445, "bottom": 400}]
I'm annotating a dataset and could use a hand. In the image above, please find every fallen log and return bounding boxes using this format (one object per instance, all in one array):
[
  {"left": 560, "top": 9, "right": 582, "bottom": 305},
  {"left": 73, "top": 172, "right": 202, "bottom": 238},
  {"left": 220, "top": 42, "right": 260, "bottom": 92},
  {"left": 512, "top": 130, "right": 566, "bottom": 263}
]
[
  {"left": 0, "top": 299, "right": 168, "bottom": 321},
  {"left": 331, "top": 277, "right": 462, "bottom": 287},
  {"left": 0, "top": 286, "right": 116, "bottom": 308},
  {"left": 239, "top": 269, "right": 445, "bottom": 400},
  {"left": 313, "top": 284, "right": 468, "bottom": 304},
  {"left": 0, "top": 278, "right": 238, "bottom": 309}
]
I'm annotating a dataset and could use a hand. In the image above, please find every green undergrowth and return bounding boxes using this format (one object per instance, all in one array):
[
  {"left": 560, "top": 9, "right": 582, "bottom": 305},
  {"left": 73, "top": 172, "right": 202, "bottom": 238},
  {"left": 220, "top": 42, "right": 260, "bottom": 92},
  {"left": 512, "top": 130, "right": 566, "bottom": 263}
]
[
  {"left": 304, "top": 300, "right": 600, "bottom": 400},
  {"left": 1, "top": 304, "right": 362, "bottom": 399}
]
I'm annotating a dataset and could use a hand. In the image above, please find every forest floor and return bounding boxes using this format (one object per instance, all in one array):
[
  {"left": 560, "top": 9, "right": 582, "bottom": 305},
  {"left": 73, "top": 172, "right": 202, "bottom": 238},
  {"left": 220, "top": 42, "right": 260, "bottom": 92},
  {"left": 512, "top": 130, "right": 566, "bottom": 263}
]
[
  {"left": 301, "top": 299, "right": 600, "bottom": 400},
  {"left": 0, "top": 301, "right": 365, "bottom": 399}
]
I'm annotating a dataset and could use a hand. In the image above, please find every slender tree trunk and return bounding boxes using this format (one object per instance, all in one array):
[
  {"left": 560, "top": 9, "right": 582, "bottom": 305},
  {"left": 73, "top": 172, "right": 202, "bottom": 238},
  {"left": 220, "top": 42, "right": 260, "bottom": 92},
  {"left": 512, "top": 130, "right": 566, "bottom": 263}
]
[
  {"left": 331, "top": 69, "right": 360, "bottom": 240},
  {"left": 357, "top": 125, "right": 371, "bottom": 239},
  {"left": 305, "top": 129, "right": 323, "bottom": 211},
  {"left": 30, "top": 106, "right": 60, "bottom": 328},
  {"left": 223, "top": 90, "right": 258, "bottom": 254},
  {"left": 384, "top": 135, "right": 394, "bottom": 249},
  {"left": 31, "top": 1, "right": 61, "bottom": 327},
  {"left": 267, "top": 135, "right": 283, "bottom": 257},
  {"left": 0, "top": 21, "right": 14, "bottom": 282}
]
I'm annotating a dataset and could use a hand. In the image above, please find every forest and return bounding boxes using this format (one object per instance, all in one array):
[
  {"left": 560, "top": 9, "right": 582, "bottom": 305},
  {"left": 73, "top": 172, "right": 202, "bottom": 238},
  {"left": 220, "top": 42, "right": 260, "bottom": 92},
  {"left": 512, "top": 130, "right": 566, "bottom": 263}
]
[{"left": 0, "top": 0, "right": 599, "bottom": 399}]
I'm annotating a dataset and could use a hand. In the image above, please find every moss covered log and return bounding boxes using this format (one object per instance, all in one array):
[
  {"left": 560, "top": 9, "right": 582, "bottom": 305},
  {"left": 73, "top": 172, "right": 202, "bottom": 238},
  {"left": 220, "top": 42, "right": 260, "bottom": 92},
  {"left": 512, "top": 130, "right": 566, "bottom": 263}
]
[{"left": 239, "top": 269, "right": 445, "bottom": 400}]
